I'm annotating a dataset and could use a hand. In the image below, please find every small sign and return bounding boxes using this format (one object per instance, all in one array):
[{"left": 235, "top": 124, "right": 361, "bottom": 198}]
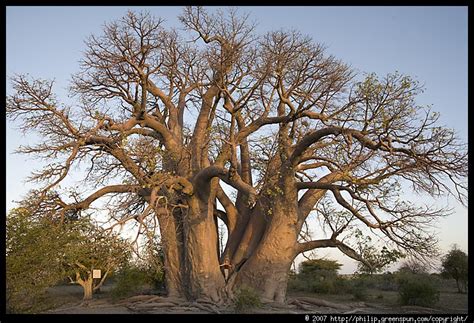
[{"left": 92, "top": 269, "right": 101, "bottom": 279}]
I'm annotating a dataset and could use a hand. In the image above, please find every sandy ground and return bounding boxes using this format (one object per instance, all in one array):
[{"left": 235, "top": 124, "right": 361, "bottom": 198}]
[
  {"left": 44, "top": 283, "right": 136, "bottom": 314},
  {"left": 42, "top": 284, "right": 468, "bottom": 315}
]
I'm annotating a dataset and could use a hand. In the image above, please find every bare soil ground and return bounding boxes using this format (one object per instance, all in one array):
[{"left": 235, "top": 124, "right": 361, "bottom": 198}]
[{"left": 42, "top": 282, "right": 468, "bottom": 315}]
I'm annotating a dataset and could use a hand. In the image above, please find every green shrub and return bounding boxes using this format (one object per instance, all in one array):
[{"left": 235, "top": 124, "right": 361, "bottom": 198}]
[
  {"left": 347, "top": 276, "right": 369, "bottom": 301},
  {"left": 288, "top": 270, "right": 349, "bottom": 295},
  {"left": 351, "top": 284, "right": 369, "bottom": 301},
  {"left": 287, "top": 276, "right": 309, "bottom": 292},
  {"left": 378, "top": 273, "right": 398, "bottom": 291},
  {"left": 233, "top": 286, "right": 262, "bottom": 313},
  {"left": 288, "top": 257, "right": 349, "bottom": 295},
  {"left": 310, "top": 278, "right": 334, "bottom": 294},
  {"left": 110, "top": 266, "right": 152, "bottom": 301},
  {"left": 6, "top": 290, "right": 56, "bottom": 314},
  {"left": 299, "top": 259, "right": 342, "bottom": 276},
  {"left": 308, "top": 276, "right": 348, "bottom": 294},
  {"left": 397, "top": 273, "right": 440, "bottom": 307},
  {"left": 333, "top": 276, "right": 349, "bottom": 294}
]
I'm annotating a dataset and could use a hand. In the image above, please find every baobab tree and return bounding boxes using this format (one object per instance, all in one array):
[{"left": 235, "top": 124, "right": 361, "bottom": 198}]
[{"left": 7, "top": 8, "right": 467, "bottom": 304}]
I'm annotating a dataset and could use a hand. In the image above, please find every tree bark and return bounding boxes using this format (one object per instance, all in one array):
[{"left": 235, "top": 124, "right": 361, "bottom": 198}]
[
  {"left": 231, "top": 171, "right": 299, "bottom": 303},
  {"left": 83, "top": 279, "right": 93, "bottom": 300},
  {"left": 76, "top": 273, "right": 94, "bottom": 301},
  {"left": 155, "top": 206, "right": 184, "bottom": 298},
  {"left": 232, "top": 209, "right": 298, "bottom": 303},
  {"left": 182, "top": 195, "right": 226, "bottom": 302}
]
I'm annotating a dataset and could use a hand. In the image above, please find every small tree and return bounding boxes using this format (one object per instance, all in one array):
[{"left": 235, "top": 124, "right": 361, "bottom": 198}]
[
  {"left": 441, "top": 246, "right": 468, "bottom": 293},
  {"left": 6, "top": 204, "right": 131, "bottom": 310},
  {"left": 295, "top": 258, "right": 344, "bottom": 294},
  {"left": 62, "top": 220, "right": 131, "bottom": 300},
  {"left": 299, "top": 258, "right": 342, "bottom": 277}
]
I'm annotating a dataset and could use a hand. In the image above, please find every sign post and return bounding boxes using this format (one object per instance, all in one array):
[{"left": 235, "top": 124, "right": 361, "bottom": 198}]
[{"left": 92, "top": 269, "right": 101, "bottom": 279}]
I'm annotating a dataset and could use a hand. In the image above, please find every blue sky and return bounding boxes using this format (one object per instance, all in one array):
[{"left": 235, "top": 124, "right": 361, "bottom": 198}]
[{"left": 6, "top": 6, "right": 468, "bottom": 273}]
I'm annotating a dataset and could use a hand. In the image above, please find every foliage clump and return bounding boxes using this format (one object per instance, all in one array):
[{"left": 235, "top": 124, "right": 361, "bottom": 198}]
[
  {"left": 441, "top": 245, "right": 468, "bottom": 293},
  {"left": 288, "top": 258, "right": 348, "bottom": 295},
  {"left": 349, "top": 276, "right": 369, "bottom": 301},
  {"left": 397, "top": 272, "right": 440, "bottom": 307},
  {"left": 353, "top": 230, "right": 405, "bottom": 275},
  {"left": 110, "top": 266, "right": 153, "bottom": 301},
  {"left": 233, "top": 286, "right": 262, "bottom": 313},
  {"left": 6, "top": 207, "right": 67, "bottom": 313},
  {"left": 110, "top": 237, "right": 165, "bottom": 301}
]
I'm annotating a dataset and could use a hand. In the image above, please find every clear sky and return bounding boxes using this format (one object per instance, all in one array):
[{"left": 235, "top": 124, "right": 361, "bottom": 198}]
[{"left": 6, "top": 6, "right": 468, "bottom": 274}]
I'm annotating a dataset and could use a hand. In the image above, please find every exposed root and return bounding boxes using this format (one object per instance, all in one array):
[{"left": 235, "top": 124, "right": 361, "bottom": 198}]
[
  {"left": 288, "top": 298, "right": 313, "bottom": 311},
  {"left": 192, "top": 302, "right": 221, "bottom": 314},
  {"left": 293, "top": 296, "right": 351, "bottom": 310},
  {"left": 115, "top": 294, "right": 226, "bottom": 314},
  {"left": 117, "top": 294, "right": 159, "bottom": 303},
  {"left": 343, "top": 308, "right": 367, "bottom": 314}
]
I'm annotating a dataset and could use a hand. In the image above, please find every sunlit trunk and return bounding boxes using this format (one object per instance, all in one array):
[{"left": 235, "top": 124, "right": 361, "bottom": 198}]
[
  {"left": 155, "top": 206, "right": 184, "bottom": 298},
  {"left": 232, "top": 200, "right": 298, "bottom": 303},
  {"left": 232, "top": 170, "right": 299, "bottom": 303},
  {"left": 183, "top": 195, "right": 226, "bottom": 302},
  {"left": 80, "top": 275, "right": 94, "bottom": 300}
]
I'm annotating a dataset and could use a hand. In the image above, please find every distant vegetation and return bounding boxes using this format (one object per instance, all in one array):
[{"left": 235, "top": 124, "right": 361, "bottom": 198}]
[{"left": 288, "top": 253, "right": 466, "bottom": 308}]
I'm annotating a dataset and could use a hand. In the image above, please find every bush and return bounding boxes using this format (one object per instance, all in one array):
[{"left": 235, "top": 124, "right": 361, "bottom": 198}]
[
  {"left": 310, "top": 276, "right": 348, "bottom": 294},
  {"left": 233, "top": 286, "right": 262, "bottom": 313},
  {"left": 378, "top": 273, "right": 398, "bottom": 291},
  {"left": 287, "top": 276, "right": 309, "bottom": 292},
  {"left": 110, "top": 266, "right": 153, "bottom": 301},
  {"left": 441, "top": 246, "right": 468, "bottom": 293},
  {"left": 350, "top": 279, "right": 369, "bottom": 301},
  {"left": 288, "top": 267, "right": 349, "bottom": 295},
  {"left": 287, "top": 257, "right": 350, "bottom": 295},
  {"left": 310, "top": 278, "right": 335, "bottom": 294},
  {"left": 397, "top": 273, "right": 440, "bottom": 307},
  {"left": 7, "top": 208, "right": 67, "bottom": 313},
  {"left": 6, "top": 290, "right": 55, "bottom": 314}
]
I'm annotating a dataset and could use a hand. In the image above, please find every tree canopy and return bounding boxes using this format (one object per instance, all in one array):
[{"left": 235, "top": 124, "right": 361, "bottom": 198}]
[
  {"left": 299, "top": 258, "right": 342, "bottom": 276},
  {"left": 441, "top": 245, "right": 468, "bottom": 293},
  {"left": 6, "top": 7, "right": 467, "bottom": 303}
]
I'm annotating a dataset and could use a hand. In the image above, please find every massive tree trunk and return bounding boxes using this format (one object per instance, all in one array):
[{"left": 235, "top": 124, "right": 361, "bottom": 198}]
[
  {"left": 155, "top": 207, "right": 184, "bottom": 298},
  {"left": 152, "top": 159, "right": 227, "bottom": 301},
  {"left": 231, "top": 169, "right": 299, "bottom": 303},
  {"left": 183, "top": 196, "right": 225, "bottom": 302},
  {"left": 232, "top": 214, "right": 298, "bottom": 303}
]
